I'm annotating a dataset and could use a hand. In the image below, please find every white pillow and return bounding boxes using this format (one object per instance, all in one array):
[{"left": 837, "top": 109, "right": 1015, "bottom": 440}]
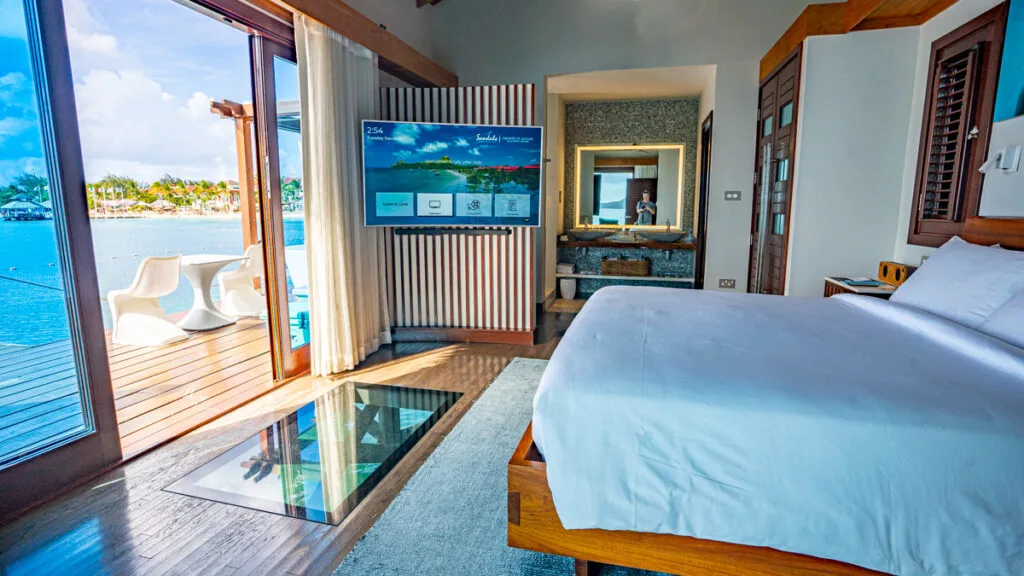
[
  {"left": 890, "top": 237, "right": 1024, "bottom": 328},
  {"left": 980, "top": 290, "right": 1024, "bottom": 348}
]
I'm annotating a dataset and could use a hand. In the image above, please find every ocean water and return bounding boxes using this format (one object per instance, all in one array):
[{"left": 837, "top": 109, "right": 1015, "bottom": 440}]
[{"left": 0, "top": 217, "right": 304, "bottom": 347}]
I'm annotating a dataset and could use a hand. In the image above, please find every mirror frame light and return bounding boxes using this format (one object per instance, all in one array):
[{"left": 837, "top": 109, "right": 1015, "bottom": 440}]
[{"left": 574, "top": 144, "right": 686, "bottom": 230}]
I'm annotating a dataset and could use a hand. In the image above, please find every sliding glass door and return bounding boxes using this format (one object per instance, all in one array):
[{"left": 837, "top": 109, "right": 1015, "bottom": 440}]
[
  {"left": 0, "top": 0, "right": 121, "bottom": 517},
  {"left": 252, "top": 37, "right": 310, "bottom": 379}
]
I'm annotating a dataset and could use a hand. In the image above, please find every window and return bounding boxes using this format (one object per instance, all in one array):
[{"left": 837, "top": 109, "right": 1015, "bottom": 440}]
[{"left": 908, "top": 4, "right": 1008, "bottom": 247}]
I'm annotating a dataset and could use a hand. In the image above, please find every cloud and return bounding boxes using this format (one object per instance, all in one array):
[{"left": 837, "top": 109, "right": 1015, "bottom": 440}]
[
  {"left": 393, "top": 150, "right": 412, "bottom": 161},
  {"left": 468, "top": 148, "right": 482, "bottom": 156},
  {"left": 0, "top": 117, "right": 33, "bottom": 144},
  {"left": 0, "top": 157, "right": 46, "bottom": 185},
  {"left": 418, "top": 141, "right": 449, "bottom": 154},
  {"left": 453, "top": 137, "right": 469, "bottom": 147},
  {"left": 73, "top": 68, "right": 237, "bottom": 183},
  {"left": 391, "top": 124, "right": 420, "bottom": 146},
  {"left": 62, "top": 0, "right": 124, "bottom": 67},
  {"left": 0, "top": 72, "right": 31, "bottom": 111}
]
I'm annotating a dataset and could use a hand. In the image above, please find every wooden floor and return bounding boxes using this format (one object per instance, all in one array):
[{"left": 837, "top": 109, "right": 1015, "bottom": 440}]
[
  {"left": 0, "top": 313, "right": 573, "bottom": 576},
  {"left": 0, "top": 318, "right": 273, "bottom": 463}
]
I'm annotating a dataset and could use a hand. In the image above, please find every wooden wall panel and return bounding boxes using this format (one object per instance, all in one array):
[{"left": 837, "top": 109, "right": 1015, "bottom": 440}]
[{"left": 378, "top": 85, "right": 537, "bottom": 333}]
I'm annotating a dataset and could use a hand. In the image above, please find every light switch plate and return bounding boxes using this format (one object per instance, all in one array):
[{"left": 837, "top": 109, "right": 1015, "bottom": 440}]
[
  {"left": 719, "top": 278, "right": 737, "bottom": 289},
  {"left": 724, "top": 191, "right": 742, "bottom": 201}
]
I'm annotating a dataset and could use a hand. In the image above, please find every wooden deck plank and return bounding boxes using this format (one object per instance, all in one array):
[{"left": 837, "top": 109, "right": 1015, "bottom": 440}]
[
  {"left": 108, "top": 325, "right": 267, "bottom": 383},
  {"left": 113, "top": 338, "right": 269, "bottom": 405},
  {"left": 117, "top": 362, "right": 273, "bottom": 435},
  {"left": 119, "top": 367, "right": 274, "bottom": 456},
  {"left": 115, "top": 354, "right": 270, "bottom": 423},
  {"left": 0, "top": 318, "right": 272, "bottom": 464}
]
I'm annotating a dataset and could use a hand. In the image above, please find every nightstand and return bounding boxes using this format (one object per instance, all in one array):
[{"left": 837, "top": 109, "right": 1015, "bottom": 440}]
[{"left": 824, "top": 277, "right": 896, "bottom": 300}]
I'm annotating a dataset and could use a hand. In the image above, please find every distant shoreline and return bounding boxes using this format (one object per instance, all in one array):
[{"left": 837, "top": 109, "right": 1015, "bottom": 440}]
[{"left": 85, "top": 211, "right": 304, "bottom": 221}]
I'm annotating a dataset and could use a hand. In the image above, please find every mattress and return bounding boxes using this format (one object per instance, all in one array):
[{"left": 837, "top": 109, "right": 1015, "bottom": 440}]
[{"left": 532, "top": 286, "right": 1024, "bottom": 576}]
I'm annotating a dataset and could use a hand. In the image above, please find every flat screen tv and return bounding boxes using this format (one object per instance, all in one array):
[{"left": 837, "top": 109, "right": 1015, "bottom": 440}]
[{"left": 362, "top": 120, "right": 543, "bottom": 227}]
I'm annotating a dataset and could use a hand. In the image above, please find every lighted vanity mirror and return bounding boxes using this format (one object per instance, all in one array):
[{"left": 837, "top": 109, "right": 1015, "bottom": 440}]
[{"left": 575, "top": 144, "right": 685, "bottom": 229}]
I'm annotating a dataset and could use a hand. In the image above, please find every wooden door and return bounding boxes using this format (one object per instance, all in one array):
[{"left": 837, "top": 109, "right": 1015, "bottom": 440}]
[
  {"left": 625, "top": 178, "right": 658, "bottom": 225},
  {"left": 749, "top": 47, "right": 801, "bottom": 295}
]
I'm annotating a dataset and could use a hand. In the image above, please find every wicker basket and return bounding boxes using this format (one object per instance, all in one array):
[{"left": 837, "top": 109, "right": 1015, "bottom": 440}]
[{"left": 601, "top": 258, "right": 649, "bottom": 277}]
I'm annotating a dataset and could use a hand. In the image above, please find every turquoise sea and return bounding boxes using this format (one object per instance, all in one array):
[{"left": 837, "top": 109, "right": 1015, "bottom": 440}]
[{"left": 0, "top": 217, "right": 304, "bottom": 348}]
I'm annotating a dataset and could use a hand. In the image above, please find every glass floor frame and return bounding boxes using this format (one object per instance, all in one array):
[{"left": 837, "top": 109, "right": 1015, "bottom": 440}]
[{"left": 164, "top": 382, "right": 462, "bottom": 525}]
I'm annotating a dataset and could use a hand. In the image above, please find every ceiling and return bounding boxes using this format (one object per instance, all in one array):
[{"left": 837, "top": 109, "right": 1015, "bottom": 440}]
[{"left": 547, "top": 64, "right": 717, "bottom": 102}]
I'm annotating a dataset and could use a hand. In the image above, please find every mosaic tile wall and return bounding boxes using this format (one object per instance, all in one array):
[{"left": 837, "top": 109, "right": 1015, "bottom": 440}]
[
  {"left": 563, "top": 99, "right": 701, "bottom": 233},
  {"left": 556, "top": 246, "right": 695, "bottom": 298}
]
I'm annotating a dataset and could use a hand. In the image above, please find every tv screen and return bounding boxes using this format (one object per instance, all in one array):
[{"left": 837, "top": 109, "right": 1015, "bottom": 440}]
[{"left": 362, "top": 120, "right": 542, "bottom": 227}]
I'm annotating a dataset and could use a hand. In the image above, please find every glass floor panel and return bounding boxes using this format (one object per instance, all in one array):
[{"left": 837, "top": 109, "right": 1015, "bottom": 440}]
[{"left": 165, "top": 383, "right": 461, "bottom": 524}]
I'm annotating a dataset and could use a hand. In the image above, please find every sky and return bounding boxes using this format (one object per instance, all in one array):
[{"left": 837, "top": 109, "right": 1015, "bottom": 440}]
[
  {"left": 0, "top": 0, "right": 302, "bottom": 187},
  {"left": 363, "top": 122, "right": 542, "bottom": 169}
]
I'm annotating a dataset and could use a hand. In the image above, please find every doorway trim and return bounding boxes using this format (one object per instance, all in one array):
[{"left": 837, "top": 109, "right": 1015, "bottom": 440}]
[{"left": 694, "top": 111, "right": 713, "bottom": 289}]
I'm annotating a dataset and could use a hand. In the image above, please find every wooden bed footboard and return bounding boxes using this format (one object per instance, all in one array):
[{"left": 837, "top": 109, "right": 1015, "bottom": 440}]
[{"left": 507, "top": 423, "right": 886, "bottom": 576}]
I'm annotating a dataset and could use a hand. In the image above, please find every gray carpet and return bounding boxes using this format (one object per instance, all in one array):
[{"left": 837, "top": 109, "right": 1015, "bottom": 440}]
[{"left": 334, "top": 357, "right": 664, "bottom": 576}]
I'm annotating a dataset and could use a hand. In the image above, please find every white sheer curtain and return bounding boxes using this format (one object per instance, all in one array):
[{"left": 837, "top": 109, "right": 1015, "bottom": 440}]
[
  {"left": 295, "top": 15, "right": 391, "bottom": 376},
  {"left": 634, "top": 165, "right": 658, "bottom": 179}
]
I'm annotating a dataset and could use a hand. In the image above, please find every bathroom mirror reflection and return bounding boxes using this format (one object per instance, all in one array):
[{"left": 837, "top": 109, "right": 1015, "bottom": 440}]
[{"left": 575, "top": 145, "right": 685, "bottom": 229}]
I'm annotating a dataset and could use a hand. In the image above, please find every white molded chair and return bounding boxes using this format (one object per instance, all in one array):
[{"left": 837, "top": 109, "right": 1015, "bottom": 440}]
[
  {"left": 218, "top": 243, "right": 267, "bottom": 318},
  {"left": 108, "top": 256, "right": 189, "bottom": 346}
]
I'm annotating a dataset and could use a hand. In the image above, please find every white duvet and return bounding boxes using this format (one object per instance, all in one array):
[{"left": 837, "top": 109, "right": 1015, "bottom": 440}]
[{"left": 532, "top": 286, "right": 1024, "bottom": 576}]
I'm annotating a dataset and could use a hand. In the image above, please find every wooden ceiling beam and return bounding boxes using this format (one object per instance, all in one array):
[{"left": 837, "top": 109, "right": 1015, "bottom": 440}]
[
  {"left": 844, "top": 0, "right": 888, "bottom": 31},
  {"left": 274, "top": 0, "right": 457, "bottom": 87},
  {"left": 761, "top": 0, "right": 965, "bottom": 80},
  {"left": 760, "top": 3, "right": 846, "bottom": 79}
]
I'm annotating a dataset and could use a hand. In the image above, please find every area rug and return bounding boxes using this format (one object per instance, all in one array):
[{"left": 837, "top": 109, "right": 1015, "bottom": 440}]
[{"left": 333, "top": 357, "right": 663, "bottom": 576}]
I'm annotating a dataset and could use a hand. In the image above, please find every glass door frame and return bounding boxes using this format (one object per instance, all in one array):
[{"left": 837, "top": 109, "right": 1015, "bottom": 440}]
[
  {"left": 0, "top": 0, "right": 122, "bottom": 520},
  {"left": 251, "top": 36, "right": 310, "bottom": 380}
]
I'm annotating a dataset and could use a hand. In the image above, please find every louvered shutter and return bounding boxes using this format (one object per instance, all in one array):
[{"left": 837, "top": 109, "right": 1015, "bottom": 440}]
[
  {"left": 908, "top": 4, "right": 1006, "bottom": 247},
  {"left": 920, "top": 46, "right": 980, "bottom": 222}
]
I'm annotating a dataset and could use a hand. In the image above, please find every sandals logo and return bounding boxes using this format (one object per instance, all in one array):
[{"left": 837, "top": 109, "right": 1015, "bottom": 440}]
[{"left": 475, "top": 131, "right": 500, "bottom": 143}]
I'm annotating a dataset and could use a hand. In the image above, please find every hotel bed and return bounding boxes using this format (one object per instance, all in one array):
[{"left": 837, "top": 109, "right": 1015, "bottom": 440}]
[{"left": 508, "top": 217, "right": 1024, "bottom": 576}]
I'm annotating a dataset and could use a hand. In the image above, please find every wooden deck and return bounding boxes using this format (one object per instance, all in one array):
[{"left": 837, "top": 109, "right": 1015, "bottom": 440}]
[{"left": 0, "top": 318, "right": 272, "bottom": 462}]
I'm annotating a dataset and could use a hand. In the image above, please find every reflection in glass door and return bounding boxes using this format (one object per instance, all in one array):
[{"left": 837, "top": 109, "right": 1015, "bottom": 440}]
[
  {"left": 274, "top": 57, "right": 308, "bottom": 351},
  {"left": 0, "top": 0, "right": 121, "bottom": 517},
  {"left": 253, "top": 37, "right": 309, "bottom": 379}
]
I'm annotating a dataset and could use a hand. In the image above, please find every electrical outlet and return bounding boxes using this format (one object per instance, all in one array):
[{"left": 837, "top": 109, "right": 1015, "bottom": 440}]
[
  {"left": 719, "top": 278, "right": 737, "bottom": 289},
  {"left": 724, "top": 190, "right": 742, "bottom": 201}
]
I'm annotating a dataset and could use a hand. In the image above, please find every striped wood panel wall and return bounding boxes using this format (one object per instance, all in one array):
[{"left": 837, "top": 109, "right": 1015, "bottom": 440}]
[{"left": 378, "top": 85, "right": 537, "bottom": 333}]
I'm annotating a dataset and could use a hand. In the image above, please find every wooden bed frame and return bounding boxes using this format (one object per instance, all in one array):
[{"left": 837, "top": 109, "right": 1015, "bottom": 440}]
[{"left": 507, "top": 217, "right": 1024, "bottom": 576}]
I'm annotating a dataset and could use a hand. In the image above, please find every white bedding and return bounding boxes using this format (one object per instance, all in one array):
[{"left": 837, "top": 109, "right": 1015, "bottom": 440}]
[{"left": 532, "top": 286, "right": 1024, "bottom": 576}]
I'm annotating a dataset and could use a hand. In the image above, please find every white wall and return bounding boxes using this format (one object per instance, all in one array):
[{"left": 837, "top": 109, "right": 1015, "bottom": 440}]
[
  {"left": 656, "top": 149, "right": 681, "bottom": 227},
  {"left": 785, "top": 29, "right": 919, "bottom": 297},
  {"left": 703, "top": 61, "right": 760, "bottom": 291},
  {"left": 979, "top": 114, "right": 1024, "bottom": 216},
  {"left": 344, "top": 0, "right": 436, "bottom": 60},
  {"left": 543, "top": 92, "right": 565, "bottom": 302},
  {"left": 892, "top": 0, "right": 1006, "bottom": 266},
  {"left": 429, "top": 1, "right": 819, "bottom": 296},
  {"left": 695, "top": 68, "right": 717, "bottom": 232}
]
